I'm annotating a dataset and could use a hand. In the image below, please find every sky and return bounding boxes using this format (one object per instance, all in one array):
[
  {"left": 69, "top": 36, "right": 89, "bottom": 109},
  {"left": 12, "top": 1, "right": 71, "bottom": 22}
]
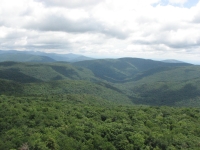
[{"left": 0, "top": 0, "right": 200, "bottom": 64}]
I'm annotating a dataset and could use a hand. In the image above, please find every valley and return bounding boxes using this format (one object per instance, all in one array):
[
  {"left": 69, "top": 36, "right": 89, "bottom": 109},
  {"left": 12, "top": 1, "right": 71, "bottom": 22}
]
[
  {"left": 0, "top": 52, "right": 200, "bottom": 149},
  {"left": 0, "top": 55, "right": 199, "bottom": 107}
]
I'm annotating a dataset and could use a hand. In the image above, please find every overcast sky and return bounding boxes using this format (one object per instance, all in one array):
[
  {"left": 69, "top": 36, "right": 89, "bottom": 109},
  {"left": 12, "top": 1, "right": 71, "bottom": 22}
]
[{"left": 0, "top": 0, "right": 200, "bottom": 63}]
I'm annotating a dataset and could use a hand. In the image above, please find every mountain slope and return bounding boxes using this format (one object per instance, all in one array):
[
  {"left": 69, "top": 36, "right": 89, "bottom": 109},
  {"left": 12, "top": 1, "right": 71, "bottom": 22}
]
[
  {"left": 116, "top": 65, "right": 200, "bottom": 106},
  {"left": 73, "top": 57, "right": 200, "bottom": 107},
  {"left": 0, "top": 78, "right": 132, "bottom": 105},
  {"left": 0, "top": 53, "right": 55, "bottom": 62},
  {"left": 0, "top": 58, "right": 199, "bottom": 107},
  {"left": 73, "top": 57, "right": 192, "bottom": 83},
  {"left": 0, "top": 61, "right": 132, "bottom": 104},
  {"left": 0, "top": 61, "right": 96, "bottom": 82}
]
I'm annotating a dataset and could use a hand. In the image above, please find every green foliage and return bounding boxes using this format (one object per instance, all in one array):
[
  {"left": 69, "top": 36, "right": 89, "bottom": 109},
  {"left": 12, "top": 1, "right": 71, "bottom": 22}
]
[
  {"left": 115, "top": 65, "right": 200, "bottom": 106},
  {"left": 0, "top": 62, "right": 96, "bottom": 82},
  {"left": 1, "top": 59, "right": 200, "bottom": 150},
  {"left": 0, "top": 95, "right": 200, "bottom": 149}
]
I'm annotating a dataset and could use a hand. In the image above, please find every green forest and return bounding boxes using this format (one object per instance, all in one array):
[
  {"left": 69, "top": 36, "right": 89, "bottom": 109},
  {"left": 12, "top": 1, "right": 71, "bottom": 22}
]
[
  {"left": 1, "top": 95, "right": 200, "bottom": 150},
  {"left": 0, "top": 58, "right": 200, "bottom": 149}
]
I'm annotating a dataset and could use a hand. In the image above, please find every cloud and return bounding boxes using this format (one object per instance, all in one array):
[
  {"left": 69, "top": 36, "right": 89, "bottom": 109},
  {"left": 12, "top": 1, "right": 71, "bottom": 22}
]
[
  {"left": 169, "top": 0, "right": 188, "bottom": 4},
  {"left": 133, "top": 27, "right": 200, "bottom": 50},
  {"left": 193, "top": 11, "right": 200, "bottom": 23},
  {"left": 0, "top": 0, "right": 200, "bottom": 63},
  {"left": 193, "top": 16, "right": 200, "bottom": 23},
  {"left": 24, "top": 14, "right": 128, "bottom": 39},
  {"left": 35, "top": 0, "right": 104, "bottom": 8}
]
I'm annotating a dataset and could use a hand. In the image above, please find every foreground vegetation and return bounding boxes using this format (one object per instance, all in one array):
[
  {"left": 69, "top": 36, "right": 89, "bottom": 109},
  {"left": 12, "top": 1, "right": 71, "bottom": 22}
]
[{"left": 0, "top": 95, "right": 200, "bottom": 150}]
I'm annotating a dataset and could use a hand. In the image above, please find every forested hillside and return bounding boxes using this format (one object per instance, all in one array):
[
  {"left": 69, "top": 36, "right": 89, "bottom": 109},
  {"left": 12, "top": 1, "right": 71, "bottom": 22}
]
[
  {"left": 0, "top": 58, "right": 200, "bottom": 149},
  {"left": 73, "top": 58, "right": 192, "bottom": 83},
  {"left": 116, "top": 65, "right": 200, "bottom": 106},
  {"left": 0, "top": 61, "right": 96, "bottom": 82},
  {"left": 1, "top": 95, "right": 200, "bottom": 149},
  {"left": 0, "top": 59, "right": 200, "bottom": 106}
]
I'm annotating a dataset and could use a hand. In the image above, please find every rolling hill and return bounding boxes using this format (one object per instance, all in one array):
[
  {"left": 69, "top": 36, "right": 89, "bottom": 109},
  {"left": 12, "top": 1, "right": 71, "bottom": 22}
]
[
  {"left": 0, "top": 50, "right": 94, "bottom": 62},
  {"left": 0, "top": 53, "right": 55, "bottom": 62},
  {"left": 73, "top": 57, "right": 192, "bottom": 83},
  {"left": 0, "top": 57, "right": 200, "bottom": 107},
  {"left": 0, "top": 61, "right": 132, "bottom": 104},
  {"left": 116, "top": 65, "right": 200, "bottom": 106},
  {"left": 73, "top": 58, "right": 200, "bottom": 106},
  {"left": 0, "top": 61, "right": 96, "bottom": 82}
]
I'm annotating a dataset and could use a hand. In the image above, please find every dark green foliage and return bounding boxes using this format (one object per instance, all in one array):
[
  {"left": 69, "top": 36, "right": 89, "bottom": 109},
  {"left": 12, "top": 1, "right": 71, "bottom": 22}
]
[
  {"left": 75, "top": 59, "right": 131, "bottom": 82},
  {"left": 0, "top": 95, "right": 200, "bottom": 149},
  {"left": 117, "top": 65, "right": 200, "bottom": 106},
  {"left": 0, "top": 69, "right": 41, "bottom": 83},
  {"left": 130, "top": 83, "right": 200, "bottom": 106},
  {"left": 131, "top": 67, "right": 171, "bottom": 81},
  {"left": 0, "top": 79, "right": 24, "bottom": 95},
  {"left": 0, "top": 61, "right": 20, "bottom": 67},
  {"left": 0, "top": 79, "right": 131, "bottom": 104},
  {"left": 51, "top": 66, "right": 80, "bottom": 79},
  {"left": 0, "top": 62, "right": 96, "bottom": 82}
]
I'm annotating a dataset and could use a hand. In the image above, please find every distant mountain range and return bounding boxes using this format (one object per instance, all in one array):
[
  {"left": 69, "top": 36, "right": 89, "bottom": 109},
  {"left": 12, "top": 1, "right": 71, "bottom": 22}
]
[
  {"left": 0, "top": 56, "right": 199, "bottom": 106},
  {"left": 0, "top": 53, "right": 56, "bottom": 62},
  {"left": 1, "top": 50, "right": 200, "bottom": 107},
  {"left": 162, "top": 59, "right": 186, "bottom": 63},
  {"left": 74, "top": 57, "right": 192, "bottom": 83},
  {"left": 0, "top": 50, "right": 190, "bottom": 64},
  {"left": 0, "top": 50, "right": 94, "bottom": 62}
]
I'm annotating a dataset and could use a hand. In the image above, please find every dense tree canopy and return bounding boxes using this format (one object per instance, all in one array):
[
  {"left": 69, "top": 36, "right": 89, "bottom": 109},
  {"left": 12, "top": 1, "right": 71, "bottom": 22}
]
[{"left": 0, "top": 95, "right": 200, "bottom": 150}]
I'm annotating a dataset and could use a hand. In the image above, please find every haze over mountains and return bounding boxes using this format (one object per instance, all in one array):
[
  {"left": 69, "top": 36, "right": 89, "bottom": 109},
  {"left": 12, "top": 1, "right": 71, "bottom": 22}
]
[
  {"left": 0, "top": 50, "right": 94, "bottom": 62},
  {"left": 0, "top": 50, "right": 193, "bottom": 64},
  {"left": 0, "top": 50, "right": 200, "bottom": 107}
]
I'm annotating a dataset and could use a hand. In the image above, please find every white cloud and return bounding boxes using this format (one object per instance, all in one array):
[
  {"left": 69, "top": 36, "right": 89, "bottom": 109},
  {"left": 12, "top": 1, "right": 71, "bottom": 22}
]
[
  {"left": 169, "top": 0, "right": 188, "bottom": 4},
  {"left": 0, "top": 0, "right": 200, "bottom": 63},
  {"left": 34, "top": 0, "right": 105, "bottom": 9}
]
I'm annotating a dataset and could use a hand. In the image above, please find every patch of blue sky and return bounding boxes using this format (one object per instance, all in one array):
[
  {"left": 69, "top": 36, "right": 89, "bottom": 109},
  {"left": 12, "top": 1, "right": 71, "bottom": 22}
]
[
  {"left": 152, "top": 0, "right": 199, "bottom": 8},
  {"left": 183, "top": 0, "right": 199, "bottom": 8}
]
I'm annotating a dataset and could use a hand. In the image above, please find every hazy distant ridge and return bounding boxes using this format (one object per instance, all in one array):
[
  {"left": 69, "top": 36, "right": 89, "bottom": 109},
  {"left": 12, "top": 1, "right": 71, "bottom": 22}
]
[
  {"left": 0, "top": 50, "right": 94, "bottom": 62},
  {"left": 162, "top": 59, "right": 186, "bottom": 63}
]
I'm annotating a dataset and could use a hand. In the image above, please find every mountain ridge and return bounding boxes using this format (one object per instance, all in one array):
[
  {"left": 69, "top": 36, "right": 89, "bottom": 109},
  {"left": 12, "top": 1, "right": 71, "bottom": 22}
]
[
  {"left": 0, "top": 50, "right": 94, "bottom": 62},
  {"left": 162, "top": 59, "right": 186, "bottom": 63},
  {"left": 0, "top": 53, "right": 56, "bottom": 62},
  {"left": 0, "top": 54, "right": 199, "bottom": 107},
  {"left": 73, "top": 57, "right": 192, "bottom": 83}
]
